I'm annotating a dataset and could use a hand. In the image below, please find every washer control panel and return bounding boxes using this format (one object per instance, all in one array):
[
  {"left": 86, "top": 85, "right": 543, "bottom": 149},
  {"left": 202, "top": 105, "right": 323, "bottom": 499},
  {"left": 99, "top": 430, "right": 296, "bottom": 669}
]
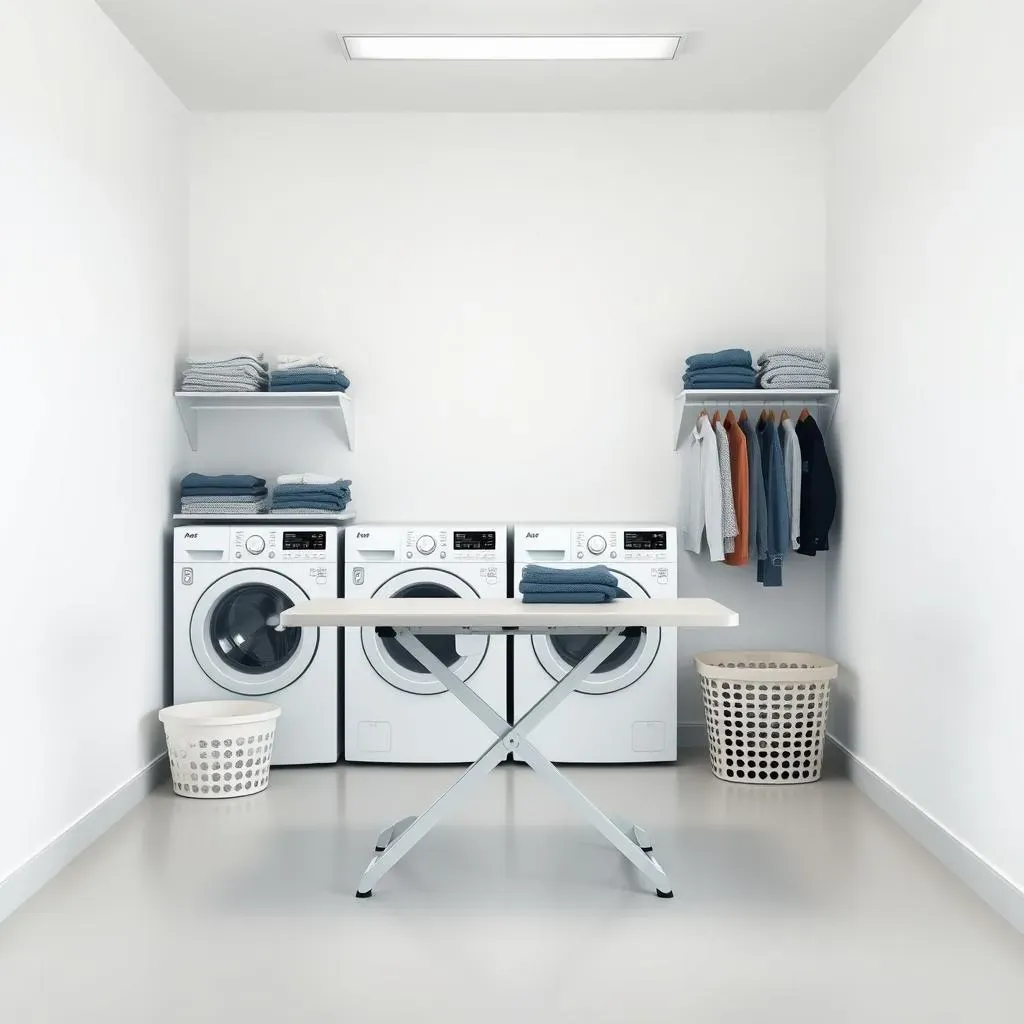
[
  {"left": 398, "top": 527, "right": 505, "bottom": 562},
  {"left": 229, "top": 528, "right": 338, "bottom": 562},
  {"left": 515, "top": 526, "right": 676, "bottom": 564}
]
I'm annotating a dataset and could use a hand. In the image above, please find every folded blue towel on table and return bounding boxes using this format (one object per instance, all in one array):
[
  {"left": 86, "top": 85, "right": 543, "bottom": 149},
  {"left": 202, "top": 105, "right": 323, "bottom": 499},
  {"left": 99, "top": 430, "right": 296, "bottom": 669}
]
[
  {"left": 521, "top": 564, "right": 618, "bottom": 585},
  {"left": 181, "top": 474, "right": 266, "bottom": 490},
  {"left": 685, "top": 348, "right": 754, "bottom": 371},
  {"left": 521, "top": 592, "right": 611, "bottom": 604},
  {"left": 519, "top": 581, "right": 628, "bottom": 600},
  {"left": 518, "top": 563, "right": 627, "bottom": 603}
]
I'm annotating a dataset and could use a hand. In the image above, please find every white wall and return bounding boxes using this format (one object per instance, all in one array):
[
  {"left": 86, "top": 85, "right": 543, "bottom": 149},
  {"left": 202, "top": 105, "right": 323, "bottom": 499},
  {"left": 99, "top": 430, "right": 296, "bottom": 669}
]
[
  {"left": 0, "top": 0, "right": 187, "bottom": 886},
  {"left": 828, "top": 0, "right": 1024, "bottom": 889},
  {"left": 189, "top": 112, "right": 828, "bottom": 720}
]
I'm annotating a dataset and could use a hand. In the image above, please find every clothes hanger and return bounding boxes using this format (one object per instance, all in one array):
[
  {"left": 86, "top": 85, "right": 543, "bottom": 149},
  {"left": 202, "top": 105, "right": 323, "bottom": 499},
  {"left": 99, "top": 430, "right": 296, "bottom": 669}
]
[
  {"left": 780, "top": 408, "right": 790, "bottom": 422},
  {"left": 799, "top": 407, "right": 811, "bottom": 422},
  {"left": 739, "top": 407, "right": 749, "bottom": 423}
]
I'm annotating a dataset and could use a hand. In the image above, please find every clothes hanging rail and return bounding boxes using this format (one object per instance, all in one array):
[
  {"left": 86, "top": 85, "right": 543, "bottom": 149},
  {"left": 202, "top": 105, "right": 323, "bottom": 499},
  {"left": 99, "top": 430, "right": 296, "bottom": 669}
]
[{"left": 673, "top": 388, "right": 839, "bottom": 451}]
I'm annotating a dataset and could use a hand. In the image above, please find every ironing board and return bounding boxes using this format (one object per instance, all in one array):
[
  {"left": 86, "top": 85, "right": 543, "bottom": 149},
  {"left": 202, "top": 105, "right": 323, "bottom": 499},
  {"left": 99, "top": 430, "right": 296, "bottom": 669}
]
[{"left": 279, "top": 597, "right": 739, "bottom": 899}]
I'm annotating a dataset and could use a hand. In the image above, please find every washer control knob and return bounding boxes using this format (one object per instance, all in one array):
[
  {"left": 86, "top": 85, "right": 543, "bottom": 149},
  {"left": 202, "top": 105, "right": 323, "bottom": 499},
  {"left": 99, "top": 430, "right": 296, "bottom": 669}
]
[
  {"left": 587, "top": 534, "right": 607, "bottom": 555},
  {"left": 416, "top": 534, "right": 436, "bottom": 555},
  {"left": 245, "top": 534, "right": 265, "bottom": 555}
]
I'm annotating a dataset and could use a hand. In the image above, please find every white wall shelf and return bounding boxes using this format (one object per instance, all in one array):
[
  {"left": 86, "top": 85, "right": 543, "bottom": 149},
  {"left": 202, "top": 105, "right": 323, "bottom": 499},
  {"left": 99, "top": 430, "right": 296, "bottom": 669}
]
[
  {"left": 673, "top": 389, "right": 839, "bottom": 450},
  {"left": 173, "top": 510, "right": 356, "bottom": 523},
  {"left": 174, "top": 392, "right": 354, "bottom": 452}
]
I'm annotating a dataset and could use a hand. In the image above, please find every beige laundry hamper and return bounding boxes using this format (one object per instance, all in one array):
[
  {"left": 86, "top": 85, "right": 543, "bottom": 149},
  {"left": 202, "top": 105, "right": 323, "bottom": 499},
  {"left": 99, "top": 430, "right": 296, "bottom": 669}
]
[{"left": 695, "top": 652, "right": 839, "bottom": 784}]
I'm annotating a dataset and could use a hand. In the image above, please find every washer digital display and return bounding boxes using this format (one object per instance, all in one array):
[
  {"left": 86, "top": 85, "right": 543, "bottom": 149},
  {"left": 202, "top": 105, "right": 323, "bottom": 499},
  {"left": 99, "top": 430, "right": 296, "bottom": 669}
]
[
  {"left": 623, "top": 531, "right": 667, "bottom": 551},
  {"left": 453, "top": 531, "right": 496, "bottom": 551},
  {"left": 283, "top": 531, "right": 327, "bottom": 551}
]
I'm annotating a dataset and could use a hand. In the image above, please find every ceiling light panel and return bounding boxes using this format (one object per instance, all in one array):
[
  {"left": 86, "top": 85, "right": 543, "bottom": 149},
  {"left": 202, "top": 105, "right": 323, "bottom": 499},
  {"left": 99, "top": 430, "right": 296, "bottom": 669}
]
[{"left": 341, "top": 36, "right": 683, "bottom": 62}]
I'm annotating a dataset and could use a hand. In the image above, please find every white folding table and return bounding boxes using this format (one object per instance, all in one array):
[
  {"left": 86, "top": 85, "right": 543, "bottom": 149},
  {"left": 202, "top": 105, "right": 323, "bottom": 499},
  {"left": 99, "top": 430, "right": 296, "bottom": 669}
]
[{"left": 280, "top": 597, "right": 738, "bottom": 899}]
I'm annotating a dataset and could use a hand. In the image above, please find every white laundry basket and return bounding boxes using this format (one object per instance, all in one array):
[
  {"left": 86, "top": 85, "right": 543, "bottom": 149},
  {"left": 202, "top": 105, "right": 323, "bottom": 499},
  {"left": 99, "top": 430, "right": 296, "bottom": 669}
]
[
  {"left": 695, "top": 652, "right": 838, "bottom": 784},
  {"left": 159, "top": 701, "right": 281, "bottom": 799}
]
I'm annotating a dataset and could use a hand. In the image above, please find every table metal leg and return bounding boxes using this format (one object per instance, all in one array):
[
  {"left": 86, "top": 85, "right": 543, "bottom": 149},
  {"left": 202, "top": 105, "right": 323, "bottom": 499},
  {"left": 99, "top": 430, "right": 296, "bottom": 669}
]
[{"left": 355, "top": 627, "right": 673, "bottom": 899}]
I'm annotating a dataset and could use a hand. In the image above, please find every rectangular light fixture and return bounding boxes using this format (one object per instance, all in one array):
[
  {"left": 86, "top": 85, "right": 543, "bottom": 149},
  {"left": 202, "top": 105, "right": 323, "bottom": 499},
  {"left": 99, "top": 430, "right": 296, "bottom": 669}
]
[{"left": 341, "top": 35, "right": 683, "bottom": 61}]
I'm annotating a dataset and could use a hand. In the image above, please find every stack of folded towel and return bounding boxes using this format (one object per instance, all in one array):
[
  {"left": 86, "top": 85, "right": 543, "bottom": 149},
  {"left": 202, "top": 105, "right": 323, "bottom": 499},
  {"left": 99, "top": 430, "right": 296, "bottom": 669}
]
[
  {"left": 180, "top": 353, "right": 268, "bottom": 392},
  {"left": 682, "top": 348, "right": 757, "bottom": 390},
  {"left": 270, "top": 474, "right": 352, "bottom": 515},
  {"left": 756, "top": 347, "right": 832, "bottom": 389},
  {"left": 269, "top": 355, "right": 350, "bottom": 393},
  {"left": 518, "top": 565, "right": 628, "bottom": 604},
  {"left": 179, "top": 474, "right": 269, "bottom": 515}
]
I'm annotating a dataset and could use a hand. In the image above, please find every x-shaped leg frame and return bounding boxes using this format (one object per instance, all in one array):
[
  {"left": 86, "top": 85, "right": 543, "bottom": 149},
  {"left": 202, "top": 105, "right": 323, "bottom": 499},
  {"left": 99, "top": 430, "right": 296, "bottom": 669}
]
[{"left": 355, "top": 626, "right": 673, "bottom": 899}]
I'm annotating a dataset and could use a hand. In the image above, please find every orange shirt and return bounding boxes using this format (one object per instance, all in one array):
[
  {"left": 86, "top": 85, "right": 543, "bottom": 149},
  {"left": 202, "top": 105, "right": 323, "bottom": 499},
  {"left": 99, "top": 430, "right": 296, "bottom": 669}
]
[{"left": 723, "top": 410, "right": 749, "bottom": 566}]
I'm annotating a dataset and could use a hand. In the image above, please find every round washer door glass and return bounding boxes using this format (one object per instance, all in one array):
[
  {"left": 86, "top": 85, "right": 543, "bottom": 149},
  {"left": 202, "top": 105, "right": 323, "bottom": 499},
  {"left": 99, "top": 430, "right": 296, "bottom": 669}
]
[
  {"left": 361, "top": 569, "right": 487, "bottom": 695},
  {"left": 190, "top": 568, "right": 319, "bottom": 696},
  {"left": 531, "top": 572, "right": 660, "bottom": 694}
]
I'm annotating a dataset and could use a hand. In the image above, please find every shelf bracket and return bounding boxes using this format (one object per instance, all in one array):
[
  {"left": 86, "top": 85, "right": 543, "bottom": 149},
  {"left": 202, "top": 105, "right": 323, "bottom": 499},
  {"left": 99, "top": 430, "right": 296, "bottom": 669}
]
[{"left": 175, "top": 396, "right": 200, "bottom": 451}]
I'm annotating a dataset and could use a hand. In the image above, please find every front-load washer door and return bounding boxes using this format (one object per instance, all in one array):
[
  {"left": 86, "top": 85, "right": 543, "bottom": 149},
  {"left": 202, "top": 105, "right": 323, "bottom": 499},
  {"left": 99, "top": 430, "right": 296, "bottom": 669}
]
[
  {"left": 362, "top": 568, "right": 488, "bottom": 695},
  {"left": 531, "top": 571, "right": 660, "bottom": 695},
  {"left": 190, "top": 568, "right": 319, "bottom": 696}
]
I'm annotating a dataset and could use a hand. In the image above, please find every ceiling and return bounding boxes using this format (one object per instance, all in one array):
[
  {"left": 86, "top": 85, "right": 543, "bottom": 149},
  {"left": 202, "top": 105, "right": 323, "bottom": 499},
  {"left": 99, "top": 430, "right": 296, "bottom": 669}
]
[{"left": 97, "top": 0, "right": 922, "bottom": 112}]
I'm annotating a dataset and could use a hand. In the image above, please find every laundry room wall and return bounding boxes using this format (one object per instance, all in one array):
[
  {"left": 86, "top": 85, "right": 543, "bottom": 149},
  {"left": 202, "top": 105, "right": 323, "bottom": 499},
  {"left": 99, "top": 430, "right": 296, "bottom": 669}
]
[
  {"left": 186, "top": 112, "right": 828, "bottom": 723},
  {"left": 827, "top": 0, "right": 1024, "bottom": 893},
  {"left": 0, "top": 0, "right": 187, "bottom": 904}
]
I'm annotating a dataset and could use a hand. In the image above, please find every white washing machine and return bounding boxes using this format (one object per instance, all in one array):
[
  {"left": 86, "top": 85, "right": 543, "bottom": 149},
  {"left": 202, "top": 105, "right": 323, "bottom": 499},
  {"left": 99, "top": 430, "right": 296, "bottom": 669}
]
[
  {"left": 173, "top": 525, "right": 339, "bottom": 766},
  {"left": 344, "top": 524, "right": 508, "bottom": 763},
  {"left": 512, "top": 524, "right": 678, "bottom": 764}
]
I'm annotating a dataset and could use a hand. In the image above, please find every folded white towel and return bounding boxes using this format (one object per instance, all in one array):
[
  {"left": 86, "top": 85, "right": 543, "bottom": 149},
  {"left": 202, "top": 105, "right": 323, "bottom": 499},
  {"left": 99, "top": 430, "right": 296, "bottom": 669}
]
[
  {"left": 758, "top": 373, "right": 833, "bottom": 389},
  {"left": 276, "top": 473, "right": 345, "bottom": 485},
  {"left": 275, "top": 354, "right": 342, "bottom": 370},
  {"left": 186, "top": 352, "right": 265, "bottom": 365},
  {"left": 758, "top": 347, "right": 826, "bottom": 365}
]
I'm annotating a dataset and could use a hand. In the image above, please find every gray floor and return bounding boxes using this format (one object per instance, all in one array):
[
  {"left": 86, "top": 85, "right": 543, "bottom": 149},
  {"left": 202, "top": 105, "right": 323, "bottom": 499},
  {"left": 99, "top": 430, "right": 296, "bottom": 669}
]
[{"left": 1, "top": 754, "right": 1022, "bottom": 1023}]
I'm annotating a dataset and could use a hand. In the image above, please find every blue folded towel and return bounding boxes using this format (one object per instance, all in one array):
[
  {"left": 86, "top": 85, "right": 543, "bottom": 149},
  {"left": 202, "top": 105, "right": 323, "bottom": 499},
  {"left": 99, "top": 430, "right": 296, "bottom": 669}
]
[
  {"left": 683, "top": 367, "right": 757, "bottom": 381},
  {"left": 521, "top": 564, "right": 619, "bottom": 586},
  {"left": 271, "top": 366, "right": 349, "bottom": 379},
  {"left": 685, "top": 348, "right": 754, "bottom": 371},
  {"left": 269, "top": 369, "right": 350, "bottom": 387},
  {"left": 518, "top": 564, "right": 627, "bottom": 602},
  {"left": 180, "top": 473, "right": 266, "bottom": 490},
  {"left": 272, "top": 498, "right": 350, "bottom": 511},
  {"left": 683, "top": 373, "right": 758, "bottom": 388},
  {"left": 269, "top": 381, "right": 350, "bottom": 393},
  {"left": 519, "top": 581, "right": 628, "bottom": 599},
  {"left": 181, "top": 487, "right": 269, "bottom": 498},
  {"left": 272, "top": 487, "right": 350, "bottom": 500}
]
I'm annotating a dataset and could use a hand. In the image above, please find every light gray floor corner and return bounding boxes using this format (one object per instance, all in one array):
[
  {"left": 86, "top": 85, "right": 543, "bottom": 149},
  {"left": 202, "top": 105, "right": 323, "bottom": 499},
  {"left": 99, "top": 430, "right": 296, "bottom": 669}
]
[
  {"left": 676, "top": 722, "right": 708, "bottom": 749},
  {"left": 828, "top": 734, "right": 1024, "bottom": 935},
  {"left": 0, "top": 754, "right": 168, "bottom": 926}
]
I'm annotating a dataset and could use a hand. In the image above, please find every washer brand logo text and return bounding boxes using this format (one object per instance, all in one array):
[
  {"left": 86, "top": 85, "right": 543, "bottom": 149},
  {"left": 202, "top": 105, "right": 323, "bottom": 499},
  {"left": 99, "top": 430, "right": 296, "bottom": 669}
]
[
  {"left": 525, "top": 532, "right": 539, "bottom": 538},
  {"left": 357, "top": 532, "right": 370, "bottom": 538},
  {"left": 184, "top": 532, "right": 198, "bottom": 539}
]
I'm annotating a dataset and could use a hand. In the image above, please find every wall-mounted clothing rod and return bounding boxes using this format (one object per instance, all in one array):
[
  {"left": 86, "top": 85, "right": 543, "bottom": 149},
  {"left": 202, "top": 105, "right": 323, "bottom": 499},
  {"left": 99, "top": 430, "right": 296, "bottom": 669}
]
[{"left": 673, "top": 389, "right": 839, "bottom": 450}]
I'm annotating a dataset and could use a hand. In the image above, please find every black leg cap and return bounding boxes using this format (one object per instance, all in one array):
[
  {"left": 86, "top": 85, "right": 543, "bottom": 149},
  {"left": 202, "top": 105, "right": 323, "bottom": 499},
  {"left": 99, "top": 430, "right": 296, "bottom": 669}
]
[
  {"left": 355, "top": 890, "right": 373, "bottom": 899},
  {"left": 374, "top": 845, "right": 386, "bottom": 852},
  {"left": 656, "top": 889, "right": 674, "bottom": 899},
  {"left": 641, "top": 846, "right": 654, "bottom": 853}
]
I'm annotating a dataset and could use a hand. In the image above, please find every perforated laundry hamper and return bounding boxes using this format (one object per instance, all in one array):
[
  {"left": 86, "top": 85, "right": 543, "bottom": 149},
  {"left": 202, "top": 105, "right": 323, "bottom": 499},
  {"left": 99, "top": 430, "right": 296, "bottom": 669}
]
[
  {"left": 159, "top": 701, "right": 281, "bottom": 799},
  {"left": 695, "top": 652, "right": 838, "bottom": 784}
]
